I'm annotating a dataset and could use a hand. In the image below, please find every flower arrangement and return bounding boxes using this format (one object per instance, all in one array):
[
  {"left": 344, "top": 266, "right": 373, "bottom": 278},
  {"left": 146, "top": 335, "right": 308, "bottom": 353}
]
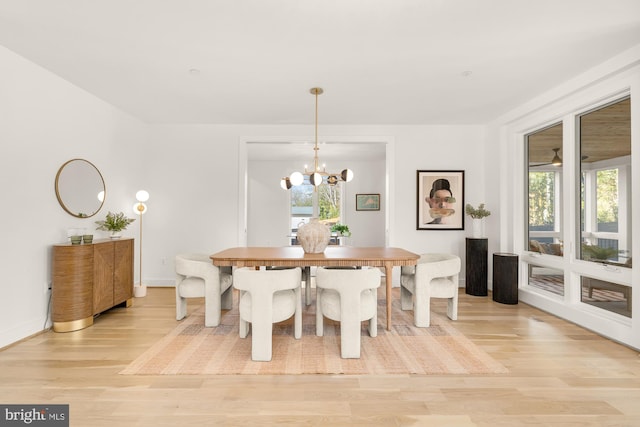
[
  {"left": 331, "top": 223, "right": 351, "bottom": 237},
  {"left": 465, "top": 203, "right": 491, "bottom": 219},
  {"left": 95, "top": 211, "right": 135, "bottom": 232}
]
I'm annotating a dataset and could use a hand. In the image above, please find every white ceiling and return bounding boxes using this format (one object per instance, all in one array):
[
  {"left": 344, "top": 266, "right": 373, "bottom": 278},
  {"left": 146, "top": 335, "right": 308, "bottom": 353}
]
[{"left": 2, "top": 0, "right": 640, "bottom": 128}]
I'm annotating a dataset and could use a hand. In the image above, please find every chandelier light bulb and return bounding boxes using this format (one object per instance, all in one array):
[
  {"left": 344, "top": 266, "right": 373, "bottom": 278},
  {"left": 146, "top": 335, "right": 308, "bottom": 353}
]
[
  {"left": 310, "top": 172, "right": 322, "bottom": 186},
  {"left": 280, "top": 177, "right": 292, "bottom": 190},
  {"left": 290, "top": 171, "right": 304, "bottom": 186},
  {"left": 341, "top": 169, "right": 354, "bottom": 182}
]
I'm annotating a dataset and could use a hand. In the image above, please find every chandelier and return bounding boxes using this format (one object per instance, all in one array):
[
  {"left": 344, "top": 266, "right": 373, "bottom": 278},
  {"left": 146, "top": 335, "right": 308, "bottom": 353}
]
[{"left": 280, "top": 88, "right": 354, "bottom": 190}]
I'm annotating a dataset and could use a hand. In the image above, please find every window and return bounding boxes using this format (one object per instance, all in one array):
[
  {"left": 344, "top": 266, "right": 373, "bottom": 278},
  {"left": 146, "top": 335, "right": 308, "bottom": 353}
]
[
  {"left": 576, "top": 97, "right": 632, "bottom": 318},
  {"left": 578, "top": 97, "right": 632, "bottom": 266},
  {"left": 289, "top": 177, "right": 343, "bottom": 243},
  {"left": 526, "top": 123, "right": 565, "bottom": 295},
  {"left": 518, "top": 91, "right": 634, "bottom": 346},
  {"left": 526, "top": 123, "right": 563, "bottom": 256},
  {"left": 581, "top": 275, "right": 631, "bottom": 318},
  {"left": 529, "top": 170, "right": 557, "bottom": 244},
  {"left": 290, "top": 181, "right": 314, "bottom": 231}
]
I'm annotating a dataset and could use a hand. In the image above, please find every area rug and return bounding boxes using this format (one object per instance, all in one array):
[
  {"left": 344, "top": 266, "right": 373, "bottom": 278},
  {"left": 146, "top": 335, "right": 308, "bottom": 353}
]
[{"left": 120, "top": 292, "right": 508, "bottom": 376}]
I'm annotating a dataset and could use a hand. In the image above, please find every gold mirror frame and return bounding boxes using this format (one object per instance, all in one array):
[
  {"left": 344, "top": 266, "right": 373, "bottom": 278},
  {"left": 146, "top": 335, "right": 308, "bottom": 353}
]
[{"left": 55, "top": 159, "right": 106, "bottom": 218}]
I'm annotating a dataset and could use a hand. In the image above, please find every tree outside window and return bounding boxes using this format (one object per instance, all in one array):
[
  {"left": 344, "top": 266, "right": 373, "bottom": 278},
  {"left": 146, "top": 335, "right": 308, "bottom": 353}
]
[{"left": 529, "top": 171, "right": 555, "bottom": 231}]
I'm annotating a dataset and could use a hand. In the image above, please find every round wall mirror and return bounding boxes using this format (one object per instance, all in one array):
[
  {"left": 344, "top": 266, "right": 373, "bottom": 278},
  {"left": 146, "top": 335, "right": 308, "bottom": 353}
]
[{"left": 55, "top": 159, "right": 106, "bottom": 218}]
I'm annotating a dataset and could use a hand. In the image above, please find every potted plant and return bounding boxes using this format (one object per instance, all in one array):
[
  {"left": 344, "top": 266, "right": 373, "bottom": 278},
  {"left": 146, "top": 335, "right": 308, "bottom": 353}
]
[
  {"left": 95, "top": 211, "right": 135, "bottom": 239},
  {"left": 582, "top": 244, "right": 618, "bottom": 261},
  {"left": 465, "top": 203, "right": 491, "bottom": 238},
  {"left": 331, "top": 223, "right": 351, "bottom": 237}
]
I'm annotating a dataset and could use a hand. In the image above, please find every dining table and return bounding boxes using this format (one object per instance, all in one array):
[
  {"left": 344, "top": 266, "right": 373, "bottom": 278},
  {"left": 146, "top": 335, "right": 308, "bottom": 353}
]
[{"left": 210, "top": 246, "right": 420, "bottom": 330}]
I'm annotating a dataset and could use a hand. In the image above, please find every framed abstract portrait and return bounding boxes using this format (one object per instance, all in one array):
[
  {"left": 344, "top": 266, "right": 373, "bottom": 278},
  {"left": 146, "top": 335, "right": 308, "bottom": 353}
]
[{"left": 416, "top": 170, "right": 464, "bottom": 230}]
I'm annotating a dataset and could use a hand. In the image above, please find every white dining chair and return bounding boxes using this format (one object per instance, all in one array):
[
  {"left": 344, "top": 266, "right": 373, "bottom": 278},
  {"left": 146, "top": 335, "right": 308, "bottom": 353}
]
[
  {"left": 400, "top": 253, "right": 460, "bottom": 327},
  {"left": 233, "top": 267, "right": 302, "bottom": 361},
  {"left": 175, "top": 253, "right": 233, "bottom": 327},
  {"left": 267, "top": 266, "right": 312, "bottom": 306},
  {"left": 315, "top": 267, "right": 381, "bottom": 359}
]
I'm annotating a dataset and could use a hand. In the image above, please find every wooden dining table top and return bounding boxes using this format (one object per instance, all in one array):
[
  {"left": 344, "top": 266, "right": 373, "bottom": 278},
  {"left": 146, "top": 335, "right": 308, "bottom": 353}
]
[
  {"left": 209, "top": 246, "right": 419, "bottom": 267},
  {"left": 210, "top": 246, "right": 420, "bottom": 330}
]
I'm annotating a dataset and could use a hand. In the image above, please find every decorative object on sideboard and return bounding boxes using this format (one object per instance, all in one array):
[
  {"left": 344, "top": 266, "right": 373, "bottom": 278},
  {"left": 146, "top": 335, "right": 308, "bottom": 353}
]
[
  {"left": 95, "top": 211, "right": 135, "bottom": 239},
  {"left": 132, "top": 190, "right": 150, "bottom": 298},
  {"left": 465, "top": 203, "right": 491, "bottom": 238},
  {"left": 280, "top": 88, "right": 354, "bottom": 191},
  {"left": 67, "top": 228, "right": 90, "bottom": 245},
  {"left": 297, "top": 218, "right": 331, "bottom": 253}
]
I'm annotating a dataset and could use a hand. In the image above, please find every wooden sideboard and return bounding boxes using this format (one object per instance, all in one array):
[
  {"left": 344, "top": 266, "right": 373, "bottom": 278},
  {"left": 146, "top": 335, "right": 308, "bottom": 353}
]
[{"left": 52, "top": 238, "right": 134, "bottom": 332}]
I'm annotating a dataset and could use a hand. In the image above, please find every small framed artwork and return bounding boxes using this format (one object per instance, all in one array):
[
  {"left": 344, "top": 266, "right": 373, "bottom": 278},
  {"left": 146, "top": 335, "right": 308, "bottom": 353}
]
[
  {"left": 356, "top": 194, "right": 380, "bottom": 211},
  {"left": 417, "top": 170, "right": 464, "bottom": 230}
]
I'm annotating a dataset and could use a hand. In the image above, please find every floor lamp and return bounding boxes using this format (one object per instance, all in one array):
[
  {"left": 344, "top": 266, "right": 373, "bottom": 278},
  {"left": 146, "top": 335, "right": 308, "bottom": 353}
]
[{"left": 133, "top": 190, "right": 149, "bottom": 298}]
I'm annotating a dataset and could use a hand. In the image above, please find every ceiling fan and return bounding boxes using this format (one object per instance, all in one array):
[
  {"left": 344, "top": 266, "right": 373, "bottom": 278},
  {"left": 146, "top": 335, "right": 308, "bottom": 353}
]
[
  {"left": 530, "top": 148, "right": 589, "bottom": 167},
  {"left": 530, "top": 148, "right": 562, "bottom": 167}
]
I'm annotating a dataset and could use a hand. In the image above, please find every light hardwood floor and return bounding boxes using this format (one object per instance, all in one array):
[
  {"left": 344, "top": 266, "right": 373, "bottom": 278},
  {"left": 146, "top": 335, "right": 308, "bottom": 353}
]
[{"left": 1, "top": 287, "right": 639, "bottom": 426}]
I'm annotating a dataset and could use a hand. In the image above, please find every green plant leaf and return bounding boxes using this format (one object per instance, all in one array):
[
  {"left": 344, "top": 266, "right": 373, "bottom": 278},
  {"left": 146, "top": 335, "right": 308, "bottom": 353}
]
[
  {"left": 95, "top": 211, "right": 135, "bottom": 232},
  {"left": 465, "top": 203, "right": 491, "bottom": 219}
]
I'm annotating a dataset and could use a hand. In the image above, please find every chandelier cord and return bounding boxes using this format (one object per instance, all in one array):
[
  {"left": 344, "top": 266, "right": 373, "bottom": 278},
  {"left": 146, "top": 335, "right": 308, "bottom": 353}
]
[
  {"left": 314, "top": 89, "right": 320, "bottom": 172},
  {"left": 279, "top": 87, "right": 353, "bottom": 190}
]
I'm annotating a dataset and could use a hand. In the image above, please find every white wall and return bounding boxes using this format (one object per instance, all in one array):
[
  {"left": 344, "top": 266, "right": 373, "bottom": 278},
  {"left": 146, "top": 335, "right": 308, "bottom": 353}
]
[
  {"left": 248, "top": 159, "right": 293, "bottom": 247},
  {"left": 390, "top": 126, "right": 488, "bottom": 256},
  {"left": 0, "top": 46, "right": 146, "bottom": 348},
  {"left": 342, "top": 157, "right": 387, "bottom": 247},
  {"left": 129, "top": 124, "right": 243, "bottom": 286}
]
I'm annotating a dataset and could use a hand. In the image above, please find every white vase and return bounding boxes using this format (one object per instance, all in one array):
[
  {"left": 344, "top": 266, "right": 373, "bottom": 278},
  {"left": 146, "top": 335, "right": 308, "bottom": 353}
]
[
  {"left": 471, "top": 218, "right": 484, "bottom": 238},
  {"left": 297, "top": 218, "right": 331, "bottom": 253},
  {"left": 110, "top": 231, "right": 122, "bottom": 239}
]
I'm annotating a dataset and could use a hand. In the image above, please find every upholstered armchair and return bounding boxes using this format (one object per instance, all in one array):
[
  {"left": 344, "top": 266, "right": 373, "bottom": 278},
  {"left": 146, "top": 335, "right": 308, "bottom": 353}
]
[
  {"left": 175, "top": 253, "right": 233, "bottom": 327},
  {"left": 315, "top": 267, "right": 381, "bottom": 359},
  {"left": 400, "top": 253, "right": 460, "bottom": 327},
  {"left": 233, "top": 267, "right": 302, "bottom": 362}
]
